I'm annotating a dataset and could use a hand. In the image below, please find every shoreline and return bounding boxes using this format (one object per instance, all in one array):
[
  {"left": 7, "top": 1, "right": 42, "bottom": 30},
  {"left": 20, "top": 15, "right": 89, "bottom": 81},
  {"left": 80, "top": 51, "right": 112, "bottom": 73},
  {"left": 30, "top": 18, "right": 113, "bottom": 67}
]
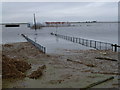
[{"left": 2, "top": 42, "right": 119, "bottom": 88}]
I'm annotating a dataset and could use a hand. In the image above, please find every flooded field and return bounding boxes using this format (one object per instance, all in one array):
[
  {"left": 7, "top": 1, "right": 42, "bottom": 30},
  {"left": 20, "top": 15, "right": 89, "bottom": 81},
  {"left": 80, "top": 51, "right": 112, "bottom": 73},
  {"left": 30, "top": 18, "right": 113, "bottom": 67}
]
[
  {"left": 2, "top": 22, "right": 118, "bottom": 54},
  {"left": 1, "top": 22, "right": 119, "bottom": 88}
]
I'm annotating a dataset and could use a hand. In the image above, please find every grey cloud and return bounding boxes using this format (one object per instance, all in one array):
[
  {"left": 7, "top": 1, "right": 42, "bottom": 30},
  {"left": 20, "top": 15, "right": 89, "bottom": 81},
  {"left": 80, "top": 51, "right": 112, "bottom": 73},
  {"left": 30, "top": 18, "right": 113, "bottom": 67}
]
[{"left": 2, "top": 2, "right": 118, "bottom": 23}]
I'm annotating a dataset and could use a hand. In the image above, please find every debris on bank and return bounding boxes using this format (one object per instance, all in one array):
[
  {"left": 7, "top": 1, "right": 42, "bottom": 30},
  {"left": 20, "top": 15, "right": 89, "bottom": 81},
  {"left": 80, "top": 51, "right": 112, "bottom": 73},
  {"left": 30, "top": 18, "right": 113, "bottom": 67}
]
[
  {"left": 2, "top": 55, "right": 31, "bottom": 79},
  {"left": 4, "top": 44, "right": 13, "bottom": 48},
  {"left": 2, "top": 42, "right": 118, "bottom": 88},
  {"left": 91, "top": 71, "right": 120, "bottom": 75},
  {"left": 49, "top": 79, "right": 64, "bottom": 84},
  {"left": 28, "top": 65, "right": 46, "bottom": 79},
  {"left": 84, "top": 76, "right": 114, "bottom": 89},
  {"left": 95, "top": 57, "right": 118, "bottom": 61},
  {"left": 67, "top": 59, "right": 96, "bottom": 67}
]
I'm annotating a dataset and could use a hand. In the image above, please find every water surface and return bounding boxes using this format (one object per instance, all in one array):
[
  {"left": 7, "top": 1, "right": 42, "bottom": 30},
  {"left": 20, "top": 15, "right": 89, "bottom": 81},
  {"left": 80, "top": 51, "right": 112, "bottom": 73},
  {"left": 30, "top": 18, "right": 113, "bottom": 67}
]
[{"left": 2, "top": 23, "right": 118, "bottom": 54}]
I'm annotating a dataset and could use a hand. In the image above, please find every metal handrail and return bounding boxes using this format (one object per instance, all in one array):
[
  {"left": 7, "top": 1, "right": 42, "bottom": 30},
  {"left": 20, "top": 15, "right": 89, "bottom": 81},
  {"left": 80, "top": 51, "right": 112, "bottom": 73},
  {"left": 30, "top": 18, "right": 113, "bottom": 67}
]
[
  {"left": 51, "top": 33, "right": 119, "bottom": 52},
  {"left": 21, "top": 34, "right": 46, "bottom": 53}
]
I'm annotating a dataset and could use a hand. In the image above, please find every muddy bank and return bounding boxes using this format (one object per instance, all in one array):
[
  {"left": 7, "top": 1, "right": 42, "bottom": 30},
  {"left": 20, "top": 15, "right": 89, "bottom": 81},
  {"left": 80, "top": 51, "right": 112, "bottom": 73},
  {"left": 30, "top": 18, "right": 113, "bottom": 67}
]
[
  {"left": 2, "top": 42, "right": 47, "bottom": 79},
  {"left": 2, "top": 42, "right": 119, "bottom": 88},
  {"left": 2, "top": 54, "right": 31, "bottom": 79},
  {"left": 28, "top": 65, "right": 46, "bottom": 79}
]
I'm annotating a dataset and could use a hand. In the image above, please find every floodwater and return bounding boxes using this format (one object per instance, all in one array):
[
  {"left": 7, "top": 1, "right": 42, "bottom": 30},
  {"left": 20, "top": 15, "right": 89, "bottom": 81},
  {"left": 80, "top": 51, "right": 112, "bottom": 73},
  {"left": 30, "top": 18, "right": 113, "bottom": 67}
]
[
  {"left": 2, "top": 23, "right": 119, "bottom": 88},
  {"left": 2, "top": 23, "right": 118, "bottom": 54}
]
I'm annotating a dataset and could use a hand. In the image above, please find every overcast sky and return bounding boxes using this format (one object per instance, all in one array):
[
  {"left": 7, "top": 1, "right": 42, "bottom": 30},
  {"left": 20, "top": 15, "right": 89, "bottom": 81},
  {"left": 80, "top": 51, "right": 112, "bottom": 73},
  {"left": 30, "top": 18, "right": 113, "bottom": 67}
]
[{"left": 2, "top": 2, "right": 118, "bottom": 23}]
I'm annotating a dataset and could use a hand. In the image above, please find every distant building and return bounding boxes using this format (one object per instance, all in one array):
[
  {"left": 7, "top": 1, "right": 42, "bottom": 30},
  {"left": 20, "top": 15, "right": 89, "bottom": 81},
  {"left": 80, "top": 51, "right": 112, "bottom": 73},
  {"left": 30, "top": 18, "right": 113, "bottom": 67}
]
[
  {"left": 45, "top": 22, "right": 71, "bottom": 27},
  {"left": 2, "top": 23, "right": 28, "bottom": 28},
  {"left": 28, "top": 22, "right": 43, "bottom": 29},
  {"left": 92, "top": 21, "right": 97, "bottom": 23}
]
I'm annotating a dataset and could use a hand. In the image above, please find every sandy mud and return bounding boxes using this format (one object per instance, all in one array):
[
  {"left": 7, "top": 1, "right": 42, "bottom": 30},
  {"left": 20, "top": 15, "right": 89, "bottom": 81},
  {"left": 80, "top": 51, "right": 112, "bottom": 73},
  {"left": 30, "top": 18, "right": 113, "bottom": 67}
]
[{"left": 2, "top": 42, "right": 119, "bottom": 88}]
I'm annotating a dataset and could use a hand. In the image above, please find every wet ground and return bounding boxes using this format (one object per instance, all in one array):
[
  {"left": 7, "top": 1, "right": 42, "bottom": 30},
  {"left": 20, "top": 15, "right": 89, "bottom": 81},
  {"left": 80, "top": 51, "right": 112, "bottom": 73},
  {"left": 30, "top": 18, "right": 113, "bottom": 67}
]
[{"left": 2, "top": 42, "right": 119, "bottom": 88}]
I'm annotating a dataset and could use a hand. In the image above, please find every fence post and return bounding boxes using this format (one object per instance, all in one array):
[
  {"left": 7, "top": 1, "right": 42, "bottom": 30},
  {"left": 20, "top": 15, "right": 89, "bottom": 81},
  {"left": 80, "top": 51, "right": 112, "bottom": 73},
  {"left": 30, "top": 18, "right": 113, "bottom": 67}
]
[
  {"left": 76, "top": 38, "right": 77, "bottom": 43},
  {"left": 99, "top": 42, "right": 101, "bottom": 50},
  {"left": 44, "top": 47, "right": 46, "bottom": 53},
  {"left": 67, "top": 36, "right": 68, "bottom": 40},
  {"left": 70, "top": 37, "right": 72, "bottom": 41},
  {"left": 86, "top": 40, "right": 88, "bottom": 46},
  {"left": 79, "top": 38, "right": 80, "bottom": 44},
  {"left": 105, "top": 43, "right": 107, "bottom": 50},
  {"left": 73, "top": 37, "right": 75, "bottom": 42},
  {"left": 82, "top": 39, "right": 84, "bottom": 45},
  {"left": 114, "top": 44, "right": 117, "bottom": 52},
  {"left": 111, "top": 44, "right": 114, "bottom": 51},
  {"left": 95, "top": 41, "right": 96, "bottom": 48},
  {"left": 111, "top": 44, "right": 117, "bottom": 52},
  {"left": 90, "top": 40, "right": 92, "bottom": 47},
  {"left": 69, "top": 37, "right": 71, "bottom": 41}
]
